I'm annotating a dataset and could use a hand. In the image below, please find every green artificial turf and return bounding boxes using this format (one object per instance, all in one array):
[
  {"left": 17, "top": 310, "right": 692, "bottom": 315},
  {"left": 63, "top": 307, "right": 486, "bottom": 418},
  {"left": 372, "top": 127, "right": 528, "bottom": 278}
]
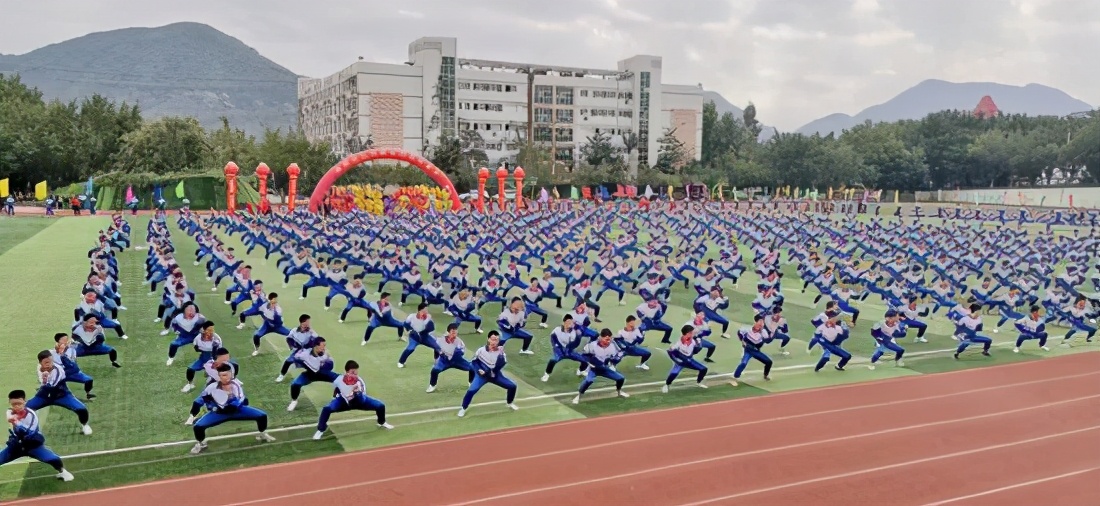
[{"left": 0, "top": 213, "right": 1096, "bottom": 499}]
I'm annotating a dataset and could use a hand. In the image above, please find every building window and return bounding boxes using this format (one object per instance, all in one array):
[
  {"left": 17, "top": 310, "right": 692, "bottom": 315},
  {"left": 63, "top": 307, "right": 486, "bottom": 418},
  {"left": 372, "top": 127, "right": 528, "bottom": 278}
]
[
  {"left": 534, "top": 85, "right": 553, "bottom": 104},
  {"left": 638, "top": 71, "right": 651, "bottom": 166},
  {"left": 556, "top": 109, "right": 573, "bottom": 123},
  {"left": 458, "top": 82, "right": 471, "bottom": 90},
  {"left": 555, "top": 148, "right": 573, "bottom": 162},
  {"left": 505, "top": 85, "right": 516, "bottom": 92},
  {"left": 534, "top": 108, "right": 552, "bottom": 123},
  {"left": 534, "top": 126, "right": 552, "bottom": 142},
  {"left": 619, "top": 110, "right": 633, "bottom": 118},
  {"left": 580, "top": 89, "right": 588, "bottom": 97},
  {"left": 439, "top": 56, "right": 457, "bottom": 139},
  {"left": 459, "top": 122, "right": 470, "bottom": 130},
  {"left": 555, "top": 128, "right": 573, "bottom": 142},
  {"left": 555, "top": 87, "right": 573, "bottom": 105}
]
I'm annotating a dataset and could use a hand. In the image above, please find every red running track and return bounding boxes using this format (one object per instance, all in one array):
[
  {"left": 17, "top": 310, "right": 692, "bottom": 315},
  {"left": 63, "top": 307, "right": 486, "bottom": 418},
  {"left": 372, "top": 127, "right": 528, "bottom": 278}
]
[{"left": 11, "top": 352, "right": 1100, "bottom": 506}]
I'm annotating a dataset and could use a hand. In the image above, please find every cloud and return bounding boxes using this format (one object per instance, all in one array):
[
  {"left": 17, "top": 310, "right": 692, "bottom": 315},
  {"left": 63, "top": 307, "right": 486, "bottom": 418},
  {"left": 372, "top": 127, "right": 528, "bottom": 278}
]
[{"left": 0, "top": 0, "right": 1096, "bottom": 130}]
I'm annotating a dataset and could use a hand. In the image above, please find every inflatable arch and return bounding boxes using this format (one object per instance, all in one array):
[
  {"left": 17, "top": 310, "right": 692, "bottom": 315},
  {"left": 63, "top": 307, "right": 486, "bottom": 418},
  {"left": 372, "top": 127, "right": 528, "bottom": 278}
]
[{"left": 308, "top": 148, "right": 462, "bottom": 213}]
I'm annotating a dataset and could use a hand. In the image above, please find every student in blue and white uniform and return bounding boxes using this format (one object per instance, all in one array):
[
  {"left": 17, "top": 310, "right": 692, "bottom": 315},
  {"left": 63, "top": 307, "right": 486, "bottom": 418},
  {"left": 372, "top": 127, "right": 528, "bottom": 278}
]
[
  {"left": 28, "top": 350, "right": 92, "bottom": 435},
  {"left": 447, "top": 289, "right": 483, "bottom": 333},
  {"left": 694, "top": 287, "right": 731, "bottom": 337},
  {"left": 1013, "top": 305, "right": 1050, "bottom": 353},
  {"left": 636, "top": 299, "right": 673, "bottom": 344},
  {"left": 896, "top": 297, "right": 929, "bottom": 343},
  {"left": 251, "top": 293, "right": 292, "bottom": 356},
  {"left": 813, "top": 313, "right": 852, "bottom": 372},
  {"left": 571, "top": 329, "right": 629, "bottom": 404},
  {"left": 458, "top": 332, "right": 520, "bottom": 417},
  {"left": 869, "top": 310, "right": 907, "bottom": 370},
  {"left": 166, "top": 302, "right": 206, "bottom": 366},
  {"left": 313, "top": 360, "right": 393, "bottom": 440},
  {"left": 614, "top": 315, "right": 653, "bottom": 370},
  {"left": 541, "top": 314, "right": 588, "bottom": 382},
  {"left": 181, "top": 322, "right": 226, "bottom": 393},
  {"left": 1061, "top": 297, "right": 1097, "bottom": 346},
  {"left": 398, "top": 304, "right": 441, "bottom": 368},
  {"left": 71, "top": 315, "right": 121, "bottom": 368},
  {"left": 337, "top": 278, "right": 372, "bottom": 323},
  {"left": 50, "top": 333, "right": 95, "bottom": 401},
  {"left": 190, "top": 364, "right": 276, "bottom": 454},
  {"left": 953, "top": 303, "right": 994, "bottom": 359},
  {"left": 286, "top": 338, "right": 338, "bottom": 411},
  {"left": 74, "top": 291, "right": 128, "bottom": 340},
  {"left": 497, "top": 298, "right": 535, "bottom": 355},
  {"left": 427, "top": 323, "right": 475, "bottom": 392},
  {"left": 363, "top": 292, "right": 405, "bottom": 344},
  {"left": 731, "top": 314, "right": 774, "bottom": 386},
  {"left": 662, "top": 325, "right": 710, "bottom": 393},
  {"left": 2, "top": 390, "right": 74, "bottom": 481},
  {"left": 276, "top": 314, "right": 319, "bottom": 382}
]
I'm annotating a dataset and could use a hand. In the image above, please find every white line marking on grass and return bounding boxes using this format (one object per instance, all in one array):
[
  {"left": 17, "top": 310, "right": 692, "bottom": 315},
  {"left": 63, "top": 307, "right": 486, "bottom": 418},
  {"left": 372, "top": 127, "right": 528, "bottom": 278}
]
[
  {"left": 673, "top": 427, "right": 1100, "bottom": 506},
  {"left": 228, "top": 397, "right": 1100, "bottom": 506},
  {"left": 919, "top": 466, "right": 1100, "bottom": 505}
]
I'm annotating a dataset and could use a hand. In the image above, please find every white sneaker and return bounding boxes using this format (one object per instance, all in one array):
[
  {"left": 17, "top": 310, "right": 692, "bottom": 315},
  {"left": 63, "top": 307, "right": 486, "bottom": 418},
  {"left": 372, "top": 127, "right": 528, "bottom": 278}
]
[
  {"left": 82, "top": 424, "right": 93, "bottom": 435},
  {"left": 236, "top": 323, "right": 245, "bottom": 330},
  {"left": 696, "top": 382, "right": 708, "bottom": 389},
  {"left": 730, "top": 379, "right": 739, "bottom": 387},
  {"left": 477, "top": 328, "right": 484, "bottom": 334},
  {"left": 618, "top": 301, "right": 626, "bottom": 306},
  {"left": 57, "top": 469, "right": 74, "bottom": 482},
  {"left": 257, "top": 432, "right": 276, "bottom": 442},
  {"left": 1042, "top": 346, "right": 1051, "bottom": 351},
  {"left": 618, "top": 391, "right": 630, "bottom": 398},
  {"left": 223, "top": 300, "right": 231, "bottom": 305},
  {"left": 338, "top": 319, "right": 344, "bottom": 324},
  {"left": 275, "top": 375, "right": 285, "bottom": 383},
  {"left": 120, "top": 335, "right": 129, "bottom": 340},
  {"left": 282, "top": 283, "right": 288, "bottom": 288},
  {"left": 519, "top": 349, "right": 534, "bottom": 355},
  {"left": 571, "top": 395, "right": 581, "bottom": 405},
  {"left": 313, "top": 430, "right": 324, "bottom": 440},
  {"left": 575, "top": 369, "right": 585, "bottom": 377},
  {"left": 917, "top": 337, "right": 928, "bottom": 343},
  {"left": 896, "top": 360, "right": 905, "bottom": 367},
  {"left": 153, "top": 318, "right": 161, "bottom": 323},
  {"left": 661, "top": 385, "right": 669, "bottom": 393},
  {"left": 378, "top": 422, "right": 394, "bottom": 429},
  {"left": 457, "top": 408, "right": 466, "bottom": 417},
  {"left": 1013, "top": 347, "right": 1020, "bottom": 353},
  {"left": 299, "top": 296, "right": 305, "bottom": 300},
  {"left": 540, "top": 373, "right": 549, "bottom": 382},
  {"left": 190, "top": 442, "right": 207, "bottom": 454},
  {"left": 397, "top": 362, "right": 405, "bottom": 368},
  {"left": 507, "top": 403, "right": 519, "bottom": 411},
  {"left": 181, "top": 384, "right": 193, "bottom": 393},
  {"left": 166, "top": 358, "right": 174, "bottom": 366},
  {"left": 184, "top": 415, "right": 195, "bottom": 425},
  {"left": 539, "top": 323, "right": 548, "bottom": 328},
  {"left": 251, "top": 349, "right": 260, "bottom": 357},
  {"left": 868, "top": 364, "right": 876, "bottom": 370},
  {"left": 636, "top": 363, "right": 650, "bottom": 370},
  {"left": 118, "top": 306, "right": 127, "bottom": 311},
  {"left": 211, "top": 287, "right": 218, "bottom": 292},
  {"left": 992, "top": 329, "right": 999, "bottom": 334},
  {"left": 361, "top": 340, "right": 367, "bottom": 346},
  {"left": 287, "top": 400, "right": 298, "bottom": 411},
  {"left": 721, "top": 333, "right": 730, "bottom": 339},
  {"left": 159, "top": 329, "right": 170, "bottom": 336},
  {"left": 781, "top": 350, "right": 790, "bottom": 356},
  {"left": 324, "top": 306, "right": 330, "bottom": 311}
]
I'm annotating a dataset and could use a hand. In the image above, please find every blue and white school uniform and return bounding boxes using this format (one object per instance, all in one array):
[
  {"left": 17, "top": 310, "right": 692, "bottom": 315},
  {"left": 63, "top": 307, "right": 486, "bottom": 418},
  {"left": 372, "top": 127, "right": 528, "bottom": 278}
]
[
  {"left": 288, "top": 348, "right": 338, "bottom": 406},
  {"left": 614, "top": 326, "right": 653, "bottom": 368},
  {"left": 543, "top": 325, "right": 587, "bottom": 378},
  {"left": 813, "top": 323, "right": 852, "bottom": 371},
  {"left": 192, "top": 380, "right": 269, "bottom": 445},
  {"left": 636, "top": 302, "right": 673, "bottom": 343},
  {"left": 733, "top": 326, "right": 773, "bottom": 381},
  {"left": 252, "top": 302, "right": 292, "bottom": 353},
  {"left": 71, "top": 324, "right": 120, "bottom": 367},
  {"left": 763, "top": 315, "right": 791, "bottom": 350},
  {"left": 399, "top": 314, "right": 441, "bottom": 366},
  {"left": 1013, "top": 314, "right": 1049, "bottom": 352},
  {"left": 27, "top": 367, "right": 90, "bottom": 431},
  {"left": 167, "top": 313, "right": 206, "bottom": 362},
  {"left": 0, "top": 408, "right": 67, "bottom": 474},
  {"left": 447, "top": 294, "right": 483, "bottom": 332},
  {"left": 953, "top": 314, "right": 993, "bottom": 357},
  {"left": 496, "top": 309, "right": 534, "bottom": 353},
  {"left": 338, "top": 283, "right": 372, "bottom": 322},
  {"left": 363, "top": 299, "right": 405, "bottom": 343},
  {"left": 576, "top": 341, "right": 627, "bottom": 399},
  {"left": 460, "top": 346, "right": 518, "bottom": 413},
  {"left": 693, "top": 293, "right": 731, "bottom": 336},
  {"left": 51, "top": 346, "right": 94, "bottom": 398},
  {"left": 1062, "top": 305, "right": 1097, "bottom": 343},
  {"left": 869, "top": 321, "right": 906, "bottom": 367},
  {"left": 663, "top": 337, "right": 709, "bottom": 389},
  {"left": 429, "top": 336, "right": 474, "bottom": 389},
  {"left": 316, "top": 375, "right": 388, "bottom": 433}
]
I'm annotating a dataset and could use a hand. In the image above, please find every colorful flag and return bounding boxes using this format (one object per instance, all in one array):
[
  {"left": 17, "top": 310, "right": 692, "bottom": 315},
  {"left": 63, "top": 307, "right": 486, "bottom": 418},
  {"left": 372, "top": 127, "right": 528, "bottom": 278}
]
[
  {"left": 0, "top": 178, "right": 8, "bottom": 198},
  {"left": 35, "top": 181, "right": 47, "bottom": 200},
  {"left": 125, "top": 186, "right": 134, "bottom": 203},
  {"left": 175, "top": 180, "right": 186, "bottom": 199}
]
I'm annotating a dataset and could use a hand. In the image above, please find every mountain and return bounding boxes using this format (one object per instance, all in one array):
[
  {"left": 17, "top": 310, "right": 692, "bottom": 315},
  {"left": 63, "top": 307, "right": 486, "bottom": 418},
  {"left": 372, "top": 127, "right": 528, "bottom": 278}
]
[
  {"left": 699, "top": 90, "right": 777, "bottom": 141},
  {"left": 0, "top": 22, "right": 298, "bottom": 136},
  {"left": 797, "top": 79, "right": 1095, "bottom": 136}
]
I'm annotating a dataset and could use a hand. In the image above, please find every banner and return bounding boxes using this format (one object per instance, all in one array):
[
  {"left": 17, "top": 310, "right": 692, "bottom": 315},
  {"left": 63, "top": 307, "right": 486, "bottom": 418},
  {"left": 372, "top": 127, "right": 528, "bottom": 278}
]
[
  {"left": 570, "top": 186, "right": 579, "bottom": 200},
  {"left": 0, "top": 178, "right": 8, "bottom": 198},
  {"left": 35, "top": 181, "right": 47, "bottom": 200},
  {"left": 125, "top": 185, "right": 134, "bottom": 203},
  {"left": 175, "top": 180, "right": 186, "bottom": 199}
]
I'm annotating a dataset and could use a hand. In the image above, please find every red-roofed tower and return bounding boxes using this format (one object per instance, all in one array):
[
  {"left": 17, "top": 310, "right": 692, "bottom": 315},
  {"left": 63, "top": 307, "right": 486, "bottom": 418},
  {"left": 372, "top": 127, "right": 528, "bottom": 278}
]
[{"left": 973, "top": 95, "right": 1000, "bottom": 118}]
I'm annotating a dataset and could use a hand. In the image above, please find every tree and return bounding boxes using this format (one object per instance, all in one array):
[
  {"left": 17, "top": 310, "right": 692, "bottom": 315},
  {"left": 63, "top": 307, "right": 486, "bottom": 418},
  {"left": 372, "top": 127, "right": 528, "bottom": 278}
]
[
  {"left": 655, "top": 128, "right": 687, "bottom": 174},
  {"left": 255, "top": 128, "right": 337, "bottom": 192},
  {"left": 112, "top": 117, "right": 208, "bottom": 175},
  {"left": 578, "top": 130, "right": 620, "bottom": 168}
]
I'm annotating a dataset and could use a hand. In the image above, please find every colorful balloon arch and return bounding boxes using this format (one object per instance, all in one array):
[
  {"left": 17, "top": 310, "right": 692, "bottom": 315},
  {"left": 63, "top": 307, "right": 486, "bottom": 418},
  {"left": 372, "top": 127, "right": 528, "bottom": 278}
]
[{"left": 308, "top": 148, "right": 462, "bottom": 213}]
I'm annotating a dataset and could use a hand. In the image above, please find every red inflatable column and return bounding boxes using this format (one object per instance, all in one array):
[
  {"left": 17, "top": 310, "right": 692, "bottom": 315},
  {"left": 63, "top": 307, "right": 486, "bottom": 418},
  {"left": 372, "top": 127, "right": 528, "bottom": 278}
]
[
  {"left": 286, "top": 164, "right": 300, "bottom": 212},
  {"left": 477, "top": 167, "right": 489, "bottom": 213},
  {"left": 224, "top": 162, "right": 240, "bottom": 212},
  {"left": 496, "top": 167, "right": 508, "bottom": 212},
  {"left": 255, "top": 163, "right": 271, "bottom": 213},
  {"left": 513, "top": 166, "right": 525, "bottom": 210}
]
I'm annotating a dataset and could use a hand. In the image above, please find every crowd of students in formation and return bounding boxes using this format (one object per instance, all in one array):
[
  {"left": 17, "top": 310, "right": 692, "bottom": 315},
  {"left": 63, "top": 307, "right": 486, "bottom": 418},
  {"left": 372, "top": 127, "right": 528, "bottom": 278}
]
[{"left": 6, "top": 200, "right": 1100, "bottom": 482}]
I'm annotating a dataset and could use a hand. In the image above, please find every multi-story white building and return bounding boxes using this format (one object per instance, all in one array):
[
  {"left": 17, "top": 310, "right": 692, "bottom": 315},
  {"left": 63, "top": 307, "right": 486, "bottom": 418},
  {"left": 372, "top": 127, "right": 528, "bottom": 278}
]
[{"left": 297, "top": 37, "right": 703, "bottom": 174}]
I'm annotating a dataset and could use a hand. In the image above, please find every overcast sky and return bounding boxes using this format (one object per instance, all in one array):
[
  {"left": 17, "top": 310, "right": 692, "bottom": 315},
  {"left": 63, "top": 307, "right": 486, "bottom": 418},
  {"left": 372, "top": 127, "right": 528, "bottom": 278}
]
[{"left": 2, "top": 0, "right": 1097, "bottom": 130}]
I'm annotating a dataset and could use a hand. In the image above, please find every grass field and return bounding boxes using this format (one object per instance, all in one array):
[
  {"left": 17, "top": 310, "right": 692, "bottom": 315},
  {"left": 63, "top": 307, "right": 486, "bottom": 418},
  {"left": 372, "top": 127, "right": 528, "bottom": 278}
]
[{"left": 0, "top": 213, "right": 1096, "bottom": 500}]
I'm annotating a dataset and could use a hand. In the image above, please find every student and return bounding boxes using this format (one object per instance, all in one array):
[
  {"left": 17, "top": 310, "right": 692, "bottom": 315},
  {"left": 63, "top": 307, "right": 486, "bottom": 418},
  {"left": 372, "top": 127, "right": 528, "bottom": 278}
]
[
  {"left": 869, "top": 310, "right": 907, "bottom": 370},
  {"left": 251, "top": 293, "right": 292, "bottom": 356},
  {"left": 286, "top": 338, "right": 337, "bottom": 412},
  {"left": 813, "top": 313, "right": 852, "bottom": 372},
  {"left": 953, "top": 304, "right": 994, "bottom": 359},
  {"left": 276, "top": 314, "right": 319, "bottom": 382},
  {"left": 28, "top": 350, "right": 93, "bottom": 435},
  {"left": 71, "top": 315, "right": 121, "bottom": 368},
  {"left": 181, "top": 323, "right": 225, "bottom": 393},
  {"left": 496, "top": 297, "right": 535, "bottom": 355},
  {"left": 572, "top": 329, "right": 629, "bottom": 404},
  {"left": 1014, "top": 305, "right": 1050, "bottom": 353},
  {"left": 166, "top": 302, "right": 206, "bottom": 366},
  {"left": 731, "top": 315, "right": 774, "bottom": 386},
  {"left": 458, "top": 332, "right": 520, "bottom": 417},
  {"left": 363, "top": 292, "right": 405, "bottom": 344},
  {"left": 2, "top": 390, "right": 75, "bottom": 481},
  {"left": 663, "top": 325, "right": 709, "bottom": 393},
  {"left": 190, "top": 364, "right": 276, "bottom": 454},
  {"left": 398, "top": 304, "right": 441, "bottom": 368},
  {"left": 50, "top": 333, "right": 95, "bottom": 401},
  {"left": 314, "top": 360, "right": 393, "bottom": 440},
  {"left": 427, "top": 324, "right": 475, "bottom": 392},
  {"left": 541, "top": 315, "right": 588, "bottom": 382},
  {"left": 614, "top": 315, "right": 653, "bottom": 370}
]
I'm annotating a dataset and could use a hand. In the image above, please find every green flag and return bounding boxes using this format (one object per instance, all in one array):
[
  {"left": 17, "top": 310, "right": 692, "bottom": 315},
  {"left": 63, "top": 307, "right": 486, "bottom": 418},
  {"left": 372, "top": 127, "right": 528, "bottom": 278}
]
[
  {"left": 175, "top": 180, "right": 185, "bottom": 199},
  {"left": 570, "top": 186, "right": 579, "bottom": 200}
]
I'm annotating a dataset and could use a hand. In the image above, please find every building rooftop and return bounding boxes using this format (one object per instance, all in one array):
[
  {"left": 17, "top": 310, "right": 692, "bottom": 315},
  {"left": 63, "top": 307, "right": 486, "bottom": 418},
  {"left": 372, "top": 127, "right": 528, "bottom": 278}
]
[{"left": 457, "top": 58, "right": 628, "bottom": 79}]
